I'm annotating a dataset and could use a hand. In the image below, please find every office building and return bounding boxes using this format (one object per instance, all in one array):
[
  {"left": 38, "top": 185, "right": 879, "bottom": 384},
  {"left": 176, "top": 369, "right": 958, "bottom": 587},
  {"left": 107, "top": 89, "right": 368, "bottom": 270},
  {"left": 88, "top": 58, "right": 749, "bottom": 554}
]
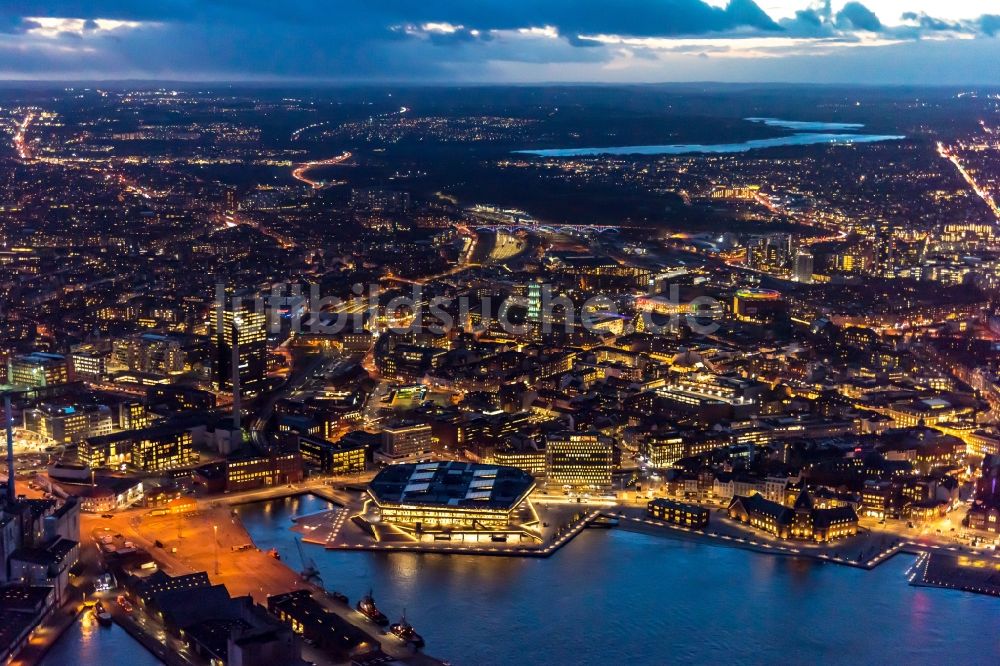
[
  {"left": 380, "top": 422, "right": 433, "bottom": 460},
  {"left": 793, "top": 250, "right": 814, "bottom": 284},
  {"left": 298, "top": 435, "right": 367, "bottom": 474},
  {"left": 80, "top": 424, "right": 196, "bottom": 472},
  {"left": 22, "top": 404, "right": 113, "bottom": 446},
  {"left": 226, "top": 452, "right": 303, "bottom": 492},
  {"left": 545, "top": 431, "right": 614, "bottom": 492},
  {"left": 7, "top": 353, "right": 69, "bottom": 389},
  {"left": 214, "top": 296, "right": 268, "bottom": 396},
  {"left": 647, "top": 498, "right": 710, "bottom": 528}
]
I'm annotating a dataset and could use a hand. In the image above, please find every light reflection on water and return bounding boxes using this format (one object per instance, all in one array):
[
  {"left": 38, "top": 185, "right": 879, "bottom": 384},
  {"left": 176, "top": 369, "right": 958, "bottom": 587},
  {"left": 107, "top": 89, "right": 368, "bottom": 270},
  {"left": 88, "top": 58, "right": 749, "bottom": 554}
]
[
  {"left": 513, "top": 133, "right": 906, "bottom": 157},
  {"left": 237, "top": 494, "right": 1000, "bottom": 665},
  {"left": 40, "top": 609, "right": 163, "bottom": 666}
]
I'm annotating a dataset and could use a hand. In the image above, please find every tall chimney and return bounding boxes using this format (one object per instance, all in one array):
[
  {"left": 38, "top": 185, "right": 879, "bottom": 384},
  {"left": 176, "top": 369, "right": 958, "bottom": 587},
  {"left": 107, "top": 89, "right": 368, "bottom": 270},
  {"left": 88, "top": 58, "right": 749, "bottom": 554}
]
[
  {"left": 231, "top": 319, "right": 241, "bottom": 434},
  {"left": 4, "top": 393, "right": 15, "bottom": 504}
]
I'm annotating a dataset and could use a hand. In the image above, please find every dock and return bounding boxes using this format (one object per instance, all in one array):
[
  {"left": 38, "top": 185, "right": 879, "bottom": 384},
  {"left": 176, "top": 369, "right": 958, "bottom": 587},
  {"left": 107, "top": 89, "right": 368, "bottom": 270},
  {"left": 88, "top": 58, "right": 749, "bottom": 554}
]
[{"left": 911, "top": 552, "right": 1000, "bottom": 597}]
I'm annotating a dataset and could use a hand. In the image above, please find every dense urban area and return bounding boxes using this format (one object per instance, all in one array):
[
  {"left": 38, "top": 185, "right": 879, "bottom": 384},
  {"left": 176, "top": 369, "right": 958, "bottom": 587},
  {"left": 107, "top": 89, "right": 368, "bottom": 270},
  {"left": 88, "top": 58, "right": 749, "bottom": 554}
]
[{"left": 2, "top": 84, "right": 1000, "bottom": 665}]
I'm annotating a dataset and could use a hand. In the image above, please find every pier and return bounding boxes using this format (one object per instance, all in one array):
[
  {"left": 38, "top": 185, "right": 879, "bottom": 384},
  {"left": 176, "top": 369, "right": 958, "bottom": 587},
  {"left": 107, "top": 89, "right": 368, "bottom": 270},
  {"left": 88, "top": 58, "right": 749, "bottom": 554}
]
[{"left": 82, "top": 499, "right": 445, "bottom": 666}]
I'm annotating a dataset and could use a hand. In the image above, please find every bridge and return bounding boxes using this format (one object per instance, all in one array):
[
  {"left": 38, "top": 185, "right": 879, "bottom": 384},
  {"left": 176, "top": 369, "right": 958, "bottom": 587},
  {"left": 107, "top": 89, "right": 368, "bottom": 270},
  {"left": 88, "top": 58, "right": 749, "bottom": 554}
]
[{"left": 473, "top": 223, "right": 621, "bottom": 234}]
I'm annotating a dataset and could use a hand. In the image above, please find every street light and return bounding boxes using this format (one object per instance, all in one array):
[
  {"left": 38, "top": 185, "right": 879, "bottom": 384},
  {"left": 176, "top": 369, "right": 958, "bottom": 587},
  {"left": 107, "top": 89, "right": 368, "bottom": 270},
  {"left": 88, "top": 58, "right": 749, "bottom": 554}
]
[{"left": 213, "top": 524, "right": 219, "bottom": 575}]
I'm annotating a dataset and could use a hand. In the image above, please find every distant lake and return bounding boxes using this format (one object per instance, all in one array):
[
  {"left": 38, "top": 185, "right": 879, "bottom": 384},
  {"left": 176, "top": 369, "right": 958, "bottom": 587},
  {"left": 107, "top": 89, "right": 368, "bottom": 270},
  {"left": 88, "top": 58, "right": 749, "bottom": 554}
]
[
  {"left": 745, "top": 117, "right": 866, "bottom": 131},
  {"left": 515, "top": 117, "right": 905, "bottom": 157}
]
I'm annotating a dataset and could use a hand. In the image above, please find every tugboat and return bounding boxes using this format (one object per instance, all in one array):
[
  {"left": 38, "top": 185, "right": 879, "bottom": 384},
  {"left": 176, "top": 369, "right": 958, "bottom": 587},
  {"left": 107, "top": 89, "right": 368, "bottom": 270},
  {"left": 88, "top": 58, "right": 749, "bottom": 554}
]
[
  {"left": 390, "top": 610, "right": 424, "bottom": 648},
  {"left": 93, "top": 601, "right": 113, "bottom": 627},
  {"left": 355, "top": 589, "right": 389, "bottom": 626}
]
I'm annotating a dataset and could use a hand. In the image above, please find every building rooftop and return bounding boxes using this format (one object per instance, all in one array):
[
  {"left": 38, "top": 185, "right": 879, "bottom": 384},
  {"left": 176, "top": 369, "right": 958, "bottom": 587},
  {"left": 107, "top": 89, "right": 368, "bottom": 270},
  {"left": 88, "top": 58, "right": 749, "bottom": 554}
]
[{"left": 369, "top": 461, "right": 534, "bottom": 511}]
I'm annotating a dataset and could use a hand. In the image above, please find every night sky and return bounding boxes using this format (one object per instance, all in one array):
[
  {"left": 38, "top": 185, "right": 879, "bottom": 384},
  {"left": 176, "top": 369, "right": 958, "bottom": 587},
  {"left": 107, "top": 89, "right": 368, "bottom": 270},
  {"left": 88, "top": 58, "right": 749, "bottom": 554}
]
[{"left": 0, "top": 1, "right": 997, "bottom": 83}]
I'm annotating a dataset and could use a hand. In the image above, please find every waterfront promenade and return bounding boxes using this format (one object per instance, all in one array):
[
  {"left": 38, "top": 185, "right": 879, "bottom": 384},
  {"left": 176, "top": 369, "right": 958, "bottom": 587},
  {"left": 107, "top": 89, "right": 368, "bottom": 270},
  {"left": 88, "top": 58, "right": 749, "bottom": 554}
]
[
  {"left": 293, "top": 495, "right": 605, "bottom": 558},
  {"left": 613, "top": 504, "right": 1000, "bottom": 594},
  {"left": 17, "top": 475, "right": 1000, "bottom": 666},
  {"left": 8, "top": 602, "right": 84, "bottom": 666}
]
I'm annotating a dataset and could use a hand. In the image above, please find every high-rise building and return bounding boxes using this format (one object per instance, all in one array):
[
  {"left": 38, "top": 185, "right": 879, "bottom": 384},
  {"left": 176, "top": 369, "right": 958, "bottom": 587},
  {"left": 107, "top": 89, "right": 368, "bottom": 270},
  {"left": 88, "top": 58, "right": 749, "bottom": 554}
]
[
  {"left": 794, "top": 250, "right": 814, "bottom": 284},
  {"left": 527, "top": 280, "right": 542, "bottom": 323},
  {"left": 213, "top": 294, "right": 268, "bottom": 397},
  {"left": 545, "top": 431, "right": 614, "bottom": 492}
]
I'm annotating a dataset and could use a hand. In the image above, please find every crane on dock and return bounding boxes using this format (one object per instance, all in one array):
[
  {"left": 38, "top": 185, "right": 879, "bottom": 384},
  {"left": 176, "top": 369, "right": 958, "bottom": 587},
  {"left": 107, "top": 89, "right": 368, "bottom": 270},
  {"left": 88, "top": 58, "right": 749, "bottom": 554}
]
[{"left": 295, "top": 537, "right": 323, "bottom": 586}]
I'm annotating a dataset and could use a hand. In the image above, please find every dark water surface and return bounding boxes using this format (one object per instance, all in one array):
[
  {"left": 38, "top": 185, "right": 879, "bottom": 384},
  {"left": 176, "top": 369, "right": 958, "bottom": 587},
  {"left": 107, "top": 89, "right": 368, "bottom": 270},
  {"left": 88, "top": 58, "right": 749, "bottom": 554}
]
[
  {"left": 40, "top": 611, "right": 164, "bottom": 666},
  {"left": 236, "top": 494, "right": 1000, "bottom": 665}
]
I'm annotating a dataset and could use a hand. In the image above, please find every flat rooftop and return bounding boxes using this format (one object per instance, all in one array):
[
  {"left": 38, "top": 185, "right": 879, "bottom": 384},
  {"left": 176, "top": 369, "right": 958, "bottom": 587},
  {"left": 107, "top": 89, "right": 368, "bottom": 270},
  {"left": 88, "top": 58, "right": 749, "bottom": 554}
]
[{"left": 369, "top": 461, "right": 534, "bottom": 511}]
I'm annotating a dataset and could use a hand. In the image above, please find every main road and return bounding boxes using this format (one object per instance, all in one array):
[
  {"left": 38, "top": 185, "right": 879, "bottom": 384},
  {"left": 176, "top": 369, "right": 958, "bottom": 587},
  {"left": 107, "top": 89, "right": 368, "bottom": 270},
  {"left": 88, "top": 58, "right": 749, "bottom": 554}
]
[
  {"left": 291, "top": 151, "right": 352, "bottom": 189},
  {"left": 938, "top": 140, "right": 1000, "bottom": 221}
]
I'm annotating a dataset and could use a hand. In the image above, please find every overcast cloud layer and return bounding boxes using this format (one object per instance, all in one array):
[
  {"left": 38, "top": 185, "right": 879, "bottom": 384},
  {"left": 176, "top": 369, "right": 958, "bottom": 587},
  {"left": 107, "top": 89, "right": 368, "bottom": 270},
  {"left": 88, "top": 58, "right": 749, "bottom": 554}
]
[{"left": 0, "top": 1, "right": 997, "bottom": 83}]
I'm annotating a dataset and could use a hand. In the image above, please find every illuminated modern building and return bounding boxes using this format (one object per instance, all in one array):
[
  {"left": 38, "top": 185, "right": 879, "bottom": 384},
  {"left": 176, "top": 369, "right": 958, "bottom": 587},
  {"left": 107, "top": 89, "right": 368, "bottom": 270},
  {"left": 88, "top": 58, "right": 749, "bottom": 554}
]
[
  {"left": 647, "top": 498, "right": 710, "bottom": 528},
  {"left": 69, "top": 345, "right": 107, "bottom": 380},
  {"left": 213, "top": 295, "right": 268, "bottom": 396},
  {"left": 732, "top": 289, "right": 787, "bottom": 324},
  {"left": 793, "top": 250, "right": 814, "bottom": 284},
  {"left": 298, "top": 435, "right": 367, "bottom": 474},
  {"left": 526, "top": 279, "right": 542, "bottom": 323},
  {"left": 80, "top": 425, "right": 196, "bottom": 472},
  {"left": 374, "top": 340, "right": 445, "bottom": 381},
  {"left": 655, "top": 374, "right": 758, "bottom": 420},
  {"left": 7, "top": 353, "right": 69, "bottom": 389},
  {"left": 225, "top": 452, "right": 303, "bottom": 492},
  {"left": 710, "top": 184, "right": 760, "bottom": 200},
  {"left": 640, "top": 432, "right": 684, "bottom": 468},
  {"left": 367, "top": 461, "right": 536, "bottom": 535},
  {"left": 118, "top": 401, "right": 150, "bottom": 431},
  {"left": 490, "top": 448, "right": 547, "bottom": 476},
  {"left": 380, "top": 422, "right": 433, "bottom": 461},
  {"left": 110, "top": 332, "right": 189, "bottom": 376},
  {"left": 545, "top": 431, "right": 614, "bottom": 492},
  {"left": 22, "top": 404, "right": 113, "bottom": 446}
]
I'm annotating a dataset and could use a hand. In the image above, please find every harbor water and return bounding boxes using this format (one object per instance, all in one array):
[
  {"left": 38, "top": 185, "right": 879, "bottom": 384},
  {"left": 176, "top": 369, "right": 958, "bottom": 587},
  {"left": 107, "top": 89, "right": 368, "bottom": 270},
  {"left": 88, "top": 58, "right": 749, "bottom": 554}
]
[{"left": 236, "top": 494, "right": 1000, "bottom": 665}]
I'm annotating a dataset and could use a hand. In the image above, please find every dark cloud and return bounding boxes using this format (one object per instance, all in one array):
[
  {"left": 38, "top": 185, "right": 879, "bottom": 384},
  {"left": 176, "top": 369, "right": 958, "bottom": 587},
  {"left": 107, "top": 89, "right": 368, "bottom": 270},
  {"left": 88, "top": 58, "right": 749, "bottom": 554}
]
[
  {"left": 981, "top": 15, "right": 1000, "bottom": 37},
  {"left": 0, "top": 1, "right": 996, "bottom": 82},
  {"left": 0, "top": 16, "right": 41, "bottom": 34},
  {"left": 836, "top": 2, "right": 882, "bottom": 32},
  {"left": 900, "top": 12, "right": 956, "bottom": 32}
]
